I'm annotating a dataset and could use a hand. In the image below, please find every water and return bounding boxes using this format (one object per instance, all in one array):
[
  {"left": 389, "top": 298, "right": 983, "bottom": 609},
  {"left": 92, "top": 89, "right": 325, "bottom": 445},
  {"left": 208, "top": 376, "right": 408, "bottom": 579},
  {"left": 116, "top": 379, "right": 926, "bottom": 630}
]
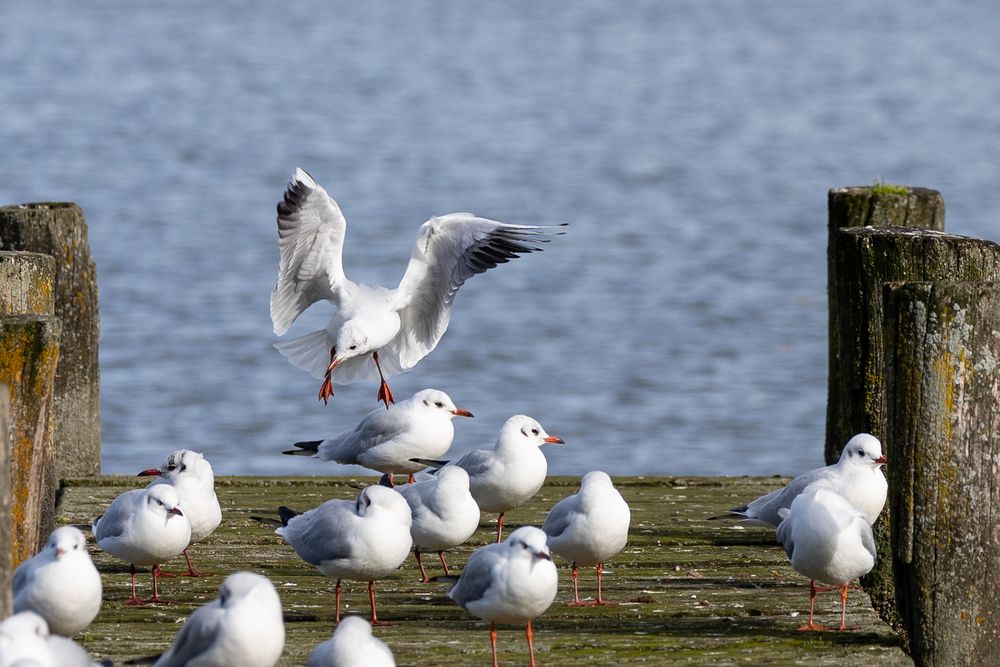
[{"left": 2, "top": 1, "right": 998, "bottom": 477}]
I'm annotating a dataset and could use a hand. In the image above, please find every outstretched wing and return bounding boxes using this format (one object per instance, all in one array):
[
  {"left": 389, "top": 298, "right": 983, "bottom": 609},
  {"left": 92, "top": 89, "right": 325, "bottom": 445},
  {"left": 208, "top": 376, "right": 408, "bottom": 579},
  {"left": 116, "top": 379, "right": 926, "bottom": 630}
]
[
  {"left": 270, "top": 168, "right": 349, "bottom": 335},
  {"left": 390, "top": 214, "right": 564, "bottom": 369}
]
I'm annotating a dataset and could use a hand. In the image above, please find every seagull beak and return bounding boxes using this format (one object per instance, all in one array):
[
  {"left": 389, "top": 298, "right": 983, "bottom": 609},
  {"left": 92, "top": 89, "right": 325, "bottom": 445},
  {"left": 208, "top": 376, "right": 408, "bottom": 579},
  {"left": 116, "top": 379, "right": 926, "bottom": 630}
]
[
  {"left": 55, "top": 547, "right": 67, "bottom": 557},
  {"left": 874, "top": 455, "right": 888, "bottom": 464},
  {"left": 535, "top": 551, "right": 551, "bottom": 560},
  {"left": 167, "top": 507, "right": 184, "bottom": 517},
  {"left": 137, "top": 468, "right": 162, "bottom": 477},
  {"left": 327, "top": 356, "right": 343, "bottom": 373},
  {"left": 452, "top": 408, "right": 474, "bottom": 418},
  {"left": 543, "top": 435, "right": 565, "bottom": 445}
]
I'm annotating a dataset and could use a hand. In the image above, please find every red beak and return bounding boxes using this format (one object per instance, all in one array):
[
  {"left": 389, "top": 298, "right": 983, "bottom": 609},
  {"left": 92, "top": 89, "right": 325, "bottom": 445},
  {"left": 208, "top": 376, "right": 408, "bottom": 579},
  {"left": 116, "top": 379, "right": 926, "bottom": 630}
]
[
  {"left": 452, "top": 408, "right": 474, "bottom": 418},
  {"left": 137, "top": 468, "right": 162, "bottom": 477},
  {"left": 167, "top": 507, "right": 184, "bottom": 516},
  {"left": 874, "top": 455, "right": 888, "bottom": 464},
  {"left": 543, "top": 435, "right": 565, "bottom": 444}
]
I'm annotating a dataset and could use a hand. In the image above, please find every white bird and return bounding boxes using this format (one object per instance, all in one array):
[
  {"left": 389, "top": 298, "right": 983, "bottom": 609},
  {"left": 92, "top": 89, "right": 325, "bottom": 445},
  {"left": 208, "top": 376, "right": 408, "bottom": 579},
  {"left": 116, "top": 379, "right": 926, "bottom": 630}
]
[
  {"left": 149, "top": 571, "right": 285, "bottom": 667},
  {"left": 776, "top": 481, "right": 877, "bottom": 631},
  {"left": 274, "top": 485, "right": 412, "bottom": 625},
  {"left": 543, "top": 471, "right": 630, "bottom": 606},
  {"left": 283, "top": 388, "right": 473, "bottom": 484},
  {"left": 445, "top": 526, "right": 557, "bottom": 667},
  {"left": 0, "top": 611, "right": 105, "bottom": 667},
  {"left": 397, "top": 465, "right": 481, "bottom": 581},
  {"left": 92, "top": 485, "right": 191, "bottom": 604},
  {"left": 270, "top": 168, "right": 563, "bottom": 407},
  {"left": 721, "top": 433, "right": 887, "bottom": 527},
  {"left": 307, "top": 615, "right": 396, "bottom": 667},
  {"left": 138, "top": 449, "right": 222, "bottom": 576},
  {"left": 415, "top": 415, "right": 564, "bottom": 542},
  {"left": 12, "top": 526, "right": 102, "bottom": 636}
]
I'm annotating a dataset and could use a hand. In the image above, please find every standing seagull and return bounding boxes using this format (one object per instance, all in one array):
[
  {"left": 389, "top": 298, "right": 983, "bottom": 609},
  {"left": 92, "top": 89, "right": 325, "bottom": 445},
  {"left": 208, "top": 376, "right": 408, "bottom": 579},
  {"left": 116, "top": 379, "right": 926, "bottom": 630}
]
[
  {"left": 283, "top": 388, "right": 473, "bottom": 485},
  {"left": 146, "top": 572, "right": 285, "bottom": 667},
  {"left": 13, "top": 526, "right": 102, "bottom": 636},
  {"left": 776, "top": 481, "right": 876, "bottom": 631},
  {"left": 274, "top": 485, "right": 412, "bottom": 625},
  {"left": 270, "top": 168, "right": 564, "bottom": 407},
  {"left": 543, "top": 471, "right": 630, "bottom": 606},
  {"left": 414, "top": 414, "right": 564, "bottom": 542},
  {"left": 397, "top": 465, "right": 481, "bottom": 582},
  {"left": 307, "top": 615, "right": 396, "bottom": 667},
  {"left": 138, "top": 449, "right": 222, "bottom": 576},
  {"left": 93, "top": 485, "right": 191, "bottom": 604},
  {"left": 445, "top": 526, "right": 557, "bottom": 667},
  {"left": 720, "top": 433, "right": 887, "bottom": 527}
]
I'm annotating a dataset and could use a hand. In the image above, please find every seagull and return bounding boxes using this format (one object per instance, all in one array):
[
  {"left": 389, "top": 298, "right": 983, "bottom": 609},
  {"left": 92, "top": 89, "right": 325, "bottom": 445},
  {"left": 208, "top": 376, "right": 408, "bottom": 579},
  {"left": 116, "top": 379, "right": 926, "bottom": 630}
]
[
  {"left": 0, "top": 611, "right": 108, "bottom": 667},
  {"left": 445, "top": 526, "right": 557, "bottom": 667},
  {"left": 273, "top": 485, "right": 412, "bottom": 625},
  {"left": 269, "top": 168, "right": 564, "bottom": 408},
  {"left": 92, "top": 485, "right": 191, "bottom": 605},
  {"left": 776, "top": 481, "right": 877, "bottom": 631},
  {"left": 396, "top": 465, "right": 481, "bottom": 582},
  {"left": 138, "top": 449, "right": 222, "bottom": 576},
  {"left": 12, "top": 526, "right": 102, "bottom": 636},
  {"left": 283, "top": 388, "right": 473, "bottom": 485},
  {"left": 719, "top": 433, "right": 887, "bottom": 527},
  {"left": 147, "top": 572, "right": 285, "bottom": 667},
  {"left": 543, "top": 471, "right": 630, "bottom": 606},
  {"left": 307, "top": 615, "right": 396, "bottom": 667},
  {"left": 413, "top": 414, "right": 564, "bottom": 542}
]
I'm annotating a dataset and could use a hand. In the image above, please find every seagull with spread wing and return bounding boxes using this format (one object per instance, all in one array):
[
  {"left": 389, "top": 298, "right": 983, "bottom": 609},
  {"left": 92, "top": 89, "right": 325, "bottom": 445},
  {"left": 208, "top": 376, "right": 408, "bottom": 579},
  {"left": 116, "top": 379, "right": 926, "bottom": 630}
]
[{"left": 270, "top": 168, "right": 564, "bottom": 407}]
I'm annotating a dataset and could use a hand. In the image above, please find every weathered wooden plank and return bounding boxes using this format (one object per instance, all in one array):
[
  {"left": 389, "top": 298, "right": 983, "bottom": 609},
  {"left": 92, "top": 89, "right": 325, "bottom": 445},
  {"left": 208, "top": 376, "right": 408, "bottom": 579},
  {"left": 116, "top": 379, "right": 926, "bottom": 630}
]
[
  {"left": 0, "top": 203, "right": 101, "bottom": 477},
  {"left": 0, "top": 251, "right": 55, "bottom": 316},
  {"left": 57, "top": 476, "right": 911, "bottom": 665},
  {"left": 885, "top": 282, "right": 1000, "bottom": 666},
  {"left": 0, "top": 384, "right": 12, "bottom": 617}
]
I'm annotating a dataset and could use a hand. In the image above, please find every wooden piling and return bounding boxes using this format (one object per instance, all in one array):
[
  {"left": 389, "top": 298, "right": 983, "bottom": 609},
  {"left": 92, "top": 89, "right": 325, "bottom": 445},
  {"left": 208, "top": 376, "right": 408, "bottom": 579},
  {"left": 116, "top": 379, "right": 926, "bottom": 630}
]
[
  {"left": 0, "top": 203, "right": 101, "bottom": 477},
  {"left": 0, "top": 251, "right": 56, "bottom": 316},
  {"left": 885, "top": 281, "right": 1000, "bottom": 666},
  {"left": 0, "top": 315, "right": 61, "bottom": 564},
  {"left": 0, "top": 384, "right": 12, "bottom": 617}
]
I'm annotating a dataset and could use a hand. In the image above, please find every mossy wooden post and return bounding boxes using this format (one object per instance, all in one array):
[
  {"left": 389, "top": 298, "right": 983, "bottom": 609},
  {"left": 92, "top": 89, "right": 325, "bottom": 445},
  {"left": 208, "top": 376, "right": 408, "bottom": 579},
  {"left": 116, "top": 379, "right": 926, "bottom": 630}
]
[
  {"left": 885, "top": 282, "right": 1000, "bottom": 666},
  {"left": 827, "top": 217, "right": 1000, "bottom": 637},
  {"left": 0, "top": 204, "right": 100, "bottom": 477},
  {"left": 0, "top": 251, "right": 56, "bottom": 316},
  {"left": 0, "top": 384, "right": 12, "bottom": 617}
]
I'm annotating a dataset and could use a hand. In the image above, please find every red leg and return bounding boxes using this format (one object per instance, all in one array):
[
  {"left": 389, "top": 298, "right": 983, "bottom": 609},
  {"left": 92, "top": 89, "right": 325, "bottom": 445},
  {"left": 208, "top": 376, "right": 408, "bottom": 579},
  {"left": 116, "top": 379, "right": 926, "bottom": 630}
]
[
  {"left": 334, "top": 579, "right": 342, "bottom": 626},
  {"left": 368, "top": 580, "right": 396, "bottom": 626},
  {"left": 797, "top": 580, "right": 829, "bottom": 631},
  {"left": 839, "top": 583, "right": 850, "bottom": 631},
  {"left": 567, "top": 562, "right": 582, "bottom": 605},
  {"left": 594, "top": 562, "right": 615, "bottom": 605},
  {"left": 147, "top": 564, "right": 170, "bottom": 604},
  {"left": 526, "top": 620, "right": 537, "bottom": 667},
  {"left": 438, "top": 550, "right": 451, "bottom": 576},
  {"left": 319, "top": 346, "right": 337, "bottom": 404},
  {"left": 408, "top": 473, "right": 416, "bottom": 484},
  {"left": 124, "top": 564, "right": 143, "bottom": 605},
  {"left": 158, "top": 547, "right": 210, "bottom": 578},
  {"left": 496, "top": 513, "right": 505, "bottom": 543},
  {"left": 415, "top": 547, "right": 430, "bottom": 583},
  {"left": 489, "top": 622, "right": 499, "bottom": 667},
  {"left": 372, "top": 351, "right": 395, "bottom": 408}
]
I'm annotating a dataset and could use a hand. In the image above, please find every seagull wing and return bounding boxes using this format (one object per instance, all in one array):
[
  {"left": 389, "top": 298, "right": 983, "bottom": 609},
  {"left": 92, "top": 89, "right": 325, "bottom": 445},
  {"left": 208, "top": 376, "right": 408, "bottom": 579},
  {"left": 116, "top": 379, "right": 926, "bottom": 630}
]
[
  {"left": 278, "top": 500, "right": 357, "bottom": 566},
  {"left": 93, "top": 489, "right": 143, "bottom": 542},
  {"left": 270, "top": 168, "right": 349, "bottom": 336},
  {"left": 152, "top": 601, "right": 225, "bottom": 667},
  {"left": 389, "top": 214, "right": 562, "bottom": 369},
  {"left": 451, "top": 448, "right": 496, "bottom": 479},
  {"left": 542, "top": 496, "right": 577, "bottom": 541},
  {"left": 448, "top": 543, "right": 504, "bottom": 608}
]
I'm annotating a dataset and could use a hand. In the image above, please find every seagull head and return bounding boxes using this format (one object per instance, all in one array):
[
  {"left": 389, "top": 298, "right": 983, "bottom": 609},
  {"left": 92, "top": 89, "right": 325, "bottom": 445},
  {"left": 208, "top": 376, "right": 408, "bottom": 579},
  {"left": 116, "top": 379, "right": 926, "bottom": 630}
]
[
  {"left": 413, "top": 388, "right": 474, "bottom": 419},
  {"left": 146, "top": 485, "right": 185, "bottom": 518},
  {"left": 47, "top": 525, "right": 88, "bottom": 559},
  {"left": 217, "top": 571, "right": 276, "bottom": 609},
  {"left": 499, "top": 415, "right": 564, "bottom": 449},
  {"left": 138, "top": 449, "right": 215, "bottom": 486},
  {"left": 505, "top": 526, "right": 552, "bottom": 563},
  {"left": 331, "top": 320, "right": 373, "bottom": 369},
  {"left": 838, "top": 433, "right": 887, "bottom": 468},
  {"left": 355, "top": 485, "right": 412, "bottom": 526}
]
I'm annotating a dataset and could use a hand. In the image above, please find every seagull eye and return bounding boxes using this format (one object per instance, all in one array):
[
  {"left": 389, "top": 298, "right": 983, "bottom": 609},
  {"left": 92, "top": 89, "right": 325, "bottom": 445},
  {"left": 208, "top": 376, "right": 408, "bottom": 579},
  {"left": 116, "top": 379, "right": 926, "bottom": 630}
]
[
  {"left": 531, "top": 428, "right": 539, "bottom": 436},
  {"left": 858, "top": 449, "right": 865, "bottom": 456},
  {"left": 435, "top": 401, "right": 444, "bottom": 408},
  {"left": 180, "top": 464, "right": 187, "bottom": 472},
  {"left": 349, "top": 344, "right": 357, "bottom": 350}
]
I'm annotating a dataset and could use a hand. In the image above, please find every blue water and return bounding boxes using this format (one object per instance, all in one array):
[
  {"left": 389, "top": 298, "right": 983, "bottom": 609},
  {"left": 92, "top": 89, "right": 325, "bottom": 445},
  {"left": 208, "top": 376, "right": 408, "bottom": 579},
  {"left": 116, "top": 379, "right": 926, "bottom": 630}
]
[{"left": 2, "top": 2, "right": 998, "bottom": 477}]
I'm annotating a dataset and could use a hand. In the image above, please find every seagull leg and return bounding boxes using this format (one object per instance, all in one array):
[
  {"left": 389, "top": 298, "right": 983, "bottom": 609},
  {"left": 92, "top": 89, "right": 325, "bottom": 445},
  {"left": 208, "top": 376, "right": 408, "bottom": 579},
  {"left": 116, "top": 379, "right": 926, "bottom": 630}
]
[
  {"left": 415, "top": 547, "right": 430, "bottom": 583},
  {"left": 372, "top": 351, "right": 395, "bottom": 408},
  {"left": 489, "top": 622, "right": 499, "bottom": 667},
  {"left": 318, "top": 346, "right": 337, "bottom": 404},
  {"left": 526, "top": 620, "right": 538, "bottom": 667},
  {"left": 146, "top": 564, "right": 170, "bottom": 604},
  {"left": 594, "top": 562, "right": 616, "bottom": 605},
  {"left": 334, "top": 579, "right": 342, "bottom": 626},
  {"left": 408, "top": 473, "right": 416, "bottom": 484},
  {"left": 158, "top": 547, "right": 210, "bottom": 578},
  {"left": 368, "top": 580, "right": 396, "bottom": 626},
  {"left": 124, "top": 564, "right": 143, "bottom": 605},
  {"left": 496, "top": 513, "right": 505, "bottom": 543},
  {"left": 838, "top": 583, "right": 851, "bottom": 631},
  {"left": 567, "top": 562, "right": 583, "bottom": 605},
  {"left": 797, "top": 580, "right": 830, "bottom": 631},
  {"left": 438, "top": 550, "right": 451, "bottom": 576}
]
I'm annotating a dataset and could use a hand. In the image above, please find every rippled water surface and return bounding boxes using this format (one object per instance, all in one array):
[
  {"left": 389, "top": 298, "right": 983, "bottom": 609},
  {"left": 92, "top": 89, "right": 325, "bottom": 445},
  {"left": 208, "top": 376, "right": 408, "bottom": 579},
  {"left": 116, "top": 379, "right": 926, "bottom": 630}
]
[{"left": 2, "top": 2, "right": 999, "bottom": 476}]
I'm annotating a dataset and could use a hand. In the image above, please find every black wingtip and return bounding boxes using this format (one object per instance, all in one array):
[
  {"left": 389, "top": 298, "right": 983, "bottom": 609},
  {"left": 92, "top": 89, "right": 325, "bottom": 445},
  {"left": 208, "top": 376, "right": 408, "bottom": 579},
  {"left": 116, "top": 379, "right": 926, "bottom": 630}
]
[
  {"left": 277, "top": 506, "right": 300, "bottom": 526},
  {"left": 283, "top": 440, "right": 322, "bottom": 456},
  {"left": 410, "top": 457, "right": 448, "bottom": 473}
]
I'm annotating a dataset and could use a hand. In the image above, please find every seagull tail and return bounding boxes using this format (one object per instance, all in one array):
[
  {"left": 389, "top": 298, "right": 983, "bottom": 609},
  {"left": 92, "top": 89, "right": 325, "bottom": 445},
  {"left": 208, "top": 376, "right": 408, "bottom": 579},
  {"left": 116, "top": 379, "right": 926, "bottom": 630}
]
[
  {"left": 277, "top": 506, "right": 301, "bottom": 526},
  {"left": 283, "top": 440, "right": 322, "bottom": 456},
  {"left": 410, "top": 457, "right": 448, "bottom": 472},
  {"left": 707, "top": 507, "right": 748, "bottom": 521},
  {"left": 273, "top": 329, "right": 334, "bottom": 380}
]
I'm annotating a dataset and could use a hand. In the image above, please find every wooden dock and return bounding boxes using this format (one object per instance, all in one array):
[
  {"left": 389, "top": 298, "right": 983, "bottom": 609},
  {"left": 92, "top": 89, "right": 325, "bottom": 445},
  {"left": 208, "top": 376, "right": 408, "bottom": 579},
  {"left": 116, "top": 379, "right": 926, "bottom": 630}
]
[{"left": 57, "top": 475, "right": 911, "bottom": 665}]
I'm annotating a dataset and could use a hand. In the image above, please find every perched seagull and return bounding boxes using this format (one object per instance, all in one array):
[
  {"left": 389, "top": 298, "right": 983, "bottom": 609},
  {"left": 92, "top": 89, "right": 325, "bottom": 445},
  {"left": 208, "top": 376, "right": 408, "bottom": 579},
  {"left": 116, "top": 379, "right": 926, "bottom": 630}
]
[
  {"left": 776, "top": 481, "right": 876, "bottom": 631},
  {"left": 273, "top": 485, "right": 412, "bottom": 625},
  {"left": 396, "top": 465, "right": 481, "bottom": 581},
  {"left": 0, "top": 611, "right": 108, "bottom": 667},
  {"left": 283, "top": 388, "right": 473, "bottom": 485},
  {"left": 307, "top": 615, "right": 396, "bottom": 667},
  {"left": 147, "top": 572, "right": 285, "bottom": 667},
  {"left": 445, "top": 526, "right": 557, "bottom": 667},
  {"left": 138, "top": 449, "right": 222, "bottom": 576},
  {"left": 543, "top": 471, "right": 630, "bottom": 606},
  {"left": 270, "top": 168, "right": 564, "bottom": 407},
  {"left": 92, "top": 485, "right": 191, "bottom": 604},
  {"left": 720, "top": 433, "right": 887, "bottom": 527},
  {"left": 12, "top": 526, "right": 102, "bottom": 636},
  {"left": 414, "top": 414, "right": 564, "bottom": 542}
]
